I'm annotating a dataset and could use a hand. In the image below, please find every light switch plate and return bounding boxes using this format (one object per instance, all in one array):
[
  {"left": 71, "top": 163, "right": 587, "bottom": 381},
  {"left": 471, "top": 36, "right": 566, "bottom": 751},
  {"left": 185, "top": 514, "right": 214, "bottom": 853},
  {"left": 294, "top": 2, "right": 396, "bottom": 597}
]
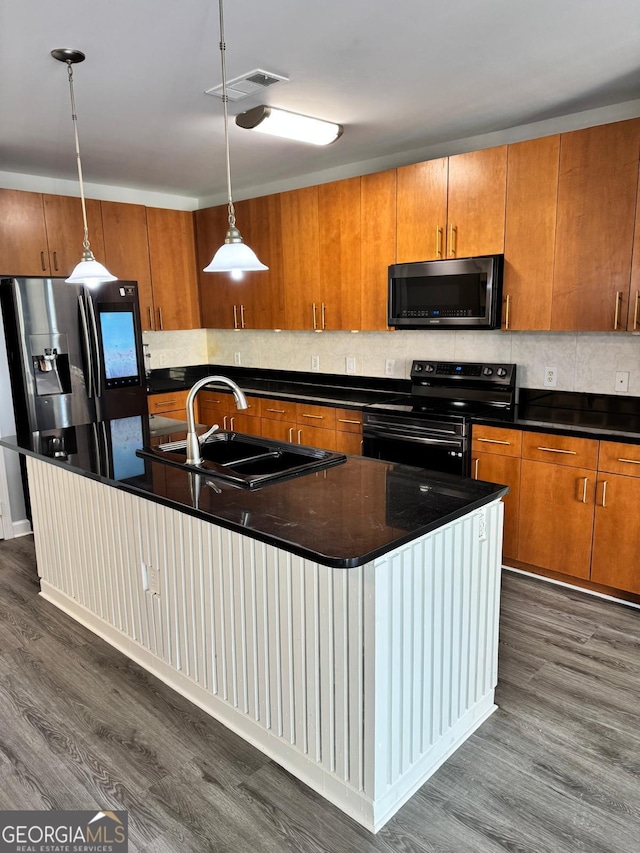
[
  {"left": 234, "top": 351, "right": 241, "bottom": 366},
  {"left": 345, "top": 356, "right": 356, "bottom": 374},
  {"left": 311, "top": 355, "right": 320, "bottom": 372}
]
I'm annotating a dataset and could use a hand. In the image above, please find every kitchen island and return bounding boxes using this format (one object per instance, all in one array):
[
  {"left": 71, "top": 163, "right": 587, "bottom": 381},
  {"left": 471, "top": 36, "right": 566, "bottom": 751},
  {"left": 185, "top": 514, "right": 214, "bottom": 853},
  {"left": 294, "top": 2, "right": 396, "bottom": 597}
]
[{"left": 2, "top": 419, "right": 507, "bottom": 832}]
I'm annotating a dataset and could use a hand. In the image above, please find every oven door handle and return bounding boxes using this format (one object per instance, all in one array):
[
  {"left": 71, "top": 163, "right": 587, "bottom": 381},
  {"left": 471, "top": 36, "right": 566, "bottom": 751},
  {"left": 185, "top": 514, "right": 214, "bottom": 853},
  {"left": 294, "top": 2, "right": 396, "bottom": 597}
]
[{"left": 363, "top": 427, "right": 462, "bottom": 447}]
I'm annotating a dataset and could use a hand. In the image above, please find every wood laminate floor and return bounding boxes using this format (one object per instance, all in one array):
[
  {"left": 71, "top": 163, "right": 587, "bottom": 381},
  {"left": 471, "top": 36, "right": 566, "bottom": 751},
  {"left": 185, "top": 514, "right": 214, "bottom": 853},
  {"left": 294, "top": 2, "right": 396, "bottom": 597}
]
[{"left": 0, "top": 536, "right": 638, "bottom": 852}]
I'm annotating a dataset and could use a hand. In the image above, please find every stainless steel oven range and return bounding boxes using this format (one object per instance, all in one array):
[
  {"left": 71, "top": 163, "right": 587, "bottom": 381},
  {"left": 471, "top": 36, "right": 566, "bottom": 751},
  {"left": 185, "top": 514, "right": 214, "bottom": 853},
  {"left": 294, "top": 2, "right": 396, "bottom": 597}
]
[{"left": 362, "top": 360, "right": 517, "bottom": 477}]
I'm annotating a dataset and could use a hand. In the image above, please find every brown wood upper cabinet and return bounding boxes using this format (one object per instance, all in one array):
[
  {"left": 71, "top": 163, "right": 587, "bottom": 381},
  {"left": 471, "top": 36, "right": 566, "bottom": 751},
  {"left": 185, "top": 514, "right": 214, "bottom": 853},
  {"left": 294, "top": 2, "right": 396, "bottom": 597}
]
[
  {"left": 146, "top": 207, "right": 201, "bottom": 331},
  {"left": 396, "top": 146, "right": 507, "bottom": 263},
  {"left": 360, "top": 169, "right": 396, "bottom": 331},
  {"left": 503, "top": 135, "right": 560, "bottom": 330},
  {"left": 101, "top": 201, "right": 154, "bottom": 330},
  {"left": 551, "top": 118, "right": 640, "bottom": 331},
  {"left": 282, "top": 179, "right": 362, "bottom": 331},
  {"left": 628, "top": 180, "right": 640, "bottom": 331},
  {"left": 0, "top": 189, "right": 103, "bottom": 277}
]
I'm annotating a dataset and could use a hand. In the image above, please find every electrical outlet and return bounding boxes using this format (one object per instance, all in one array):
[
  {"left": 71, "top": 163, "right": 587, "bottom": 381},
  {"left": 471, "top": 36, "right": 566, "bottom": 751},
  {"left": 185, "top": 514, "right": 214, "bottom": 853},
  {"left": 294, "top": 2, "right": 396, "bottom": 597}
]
[
  {"left": 385, "top": 358, "right": 395, "bottom": 376},
  {"left": 311, "top": 354, "right": 320, "bottom": 372},
  {"left": 615, "top": 371, "right": 629, "bottom": 393},
  {"left": 345, "top": 356, "right": 356, "bottom": 374},
  {"left": 544, "top": 366, "right": 557, "bottom": 387},
  {"left": 233, "top": 351, "right": 241, "bottom": 366},
  {"left": 148, "top": 565, "right": 160, "bottom": 595}
]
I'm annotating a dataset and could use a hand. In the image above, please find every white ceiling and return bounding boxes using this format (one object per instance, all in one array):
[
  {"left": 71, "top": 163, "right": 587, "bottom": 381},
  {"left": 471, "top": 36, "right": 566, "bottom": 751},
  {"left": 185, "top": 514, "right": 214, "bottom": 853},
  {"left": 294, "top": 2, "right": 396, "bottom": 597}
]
[{"left": 1, "top": 0, "right": 640, "bottom": 206}]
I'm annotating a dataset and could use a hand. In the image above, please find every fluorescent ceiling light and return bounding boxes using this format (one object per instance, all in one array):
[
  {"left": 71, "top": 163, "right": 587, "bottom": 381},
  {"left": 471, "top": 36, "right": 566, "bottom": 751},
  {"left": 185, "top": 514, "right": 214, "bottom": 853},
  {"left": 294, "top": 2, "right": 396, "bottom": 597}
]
[{"left": 236, "top": 106, "right": 343, "bottom": 145}]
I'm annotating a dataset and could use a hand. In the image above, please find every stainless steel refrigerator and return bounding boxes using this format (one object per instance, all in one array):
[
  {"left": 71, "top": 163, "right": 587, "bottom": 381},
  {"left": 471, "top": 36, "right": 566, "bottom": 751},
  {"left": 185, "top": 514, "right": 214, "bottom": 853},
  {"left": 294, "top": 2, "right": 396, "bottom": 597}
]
[{"left": 1, "top": 277, "right": 148, "bottom": 453}]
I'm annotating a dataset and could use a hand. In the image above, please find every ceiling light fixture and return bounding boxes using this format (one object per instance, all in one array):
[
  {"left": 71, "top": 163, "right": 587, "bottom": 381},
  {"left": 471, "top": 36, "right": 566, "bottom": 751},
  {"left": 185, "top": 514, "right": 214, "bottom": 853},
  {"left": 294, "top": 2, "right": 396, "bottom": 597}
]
[
  {"left": 236, "top": 105, "right": 343, "bottom": 146},
  {"left": 203, "top": 0, "right": 268, "bottom": 281},
  {"left": 51, "top": 48, "right": 116, "bottom": 287}
]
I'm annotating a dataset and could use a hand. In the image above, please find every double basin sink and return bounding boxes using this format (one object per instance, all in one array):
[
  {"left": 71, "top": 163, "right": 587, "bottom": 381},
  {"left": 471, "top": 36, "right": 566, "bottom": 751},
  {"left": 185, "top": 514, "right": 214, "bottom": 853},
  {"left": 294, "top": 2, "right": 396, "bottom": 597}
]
[{"left": 137, "top": 431, "right": 347, "bottom": 489}]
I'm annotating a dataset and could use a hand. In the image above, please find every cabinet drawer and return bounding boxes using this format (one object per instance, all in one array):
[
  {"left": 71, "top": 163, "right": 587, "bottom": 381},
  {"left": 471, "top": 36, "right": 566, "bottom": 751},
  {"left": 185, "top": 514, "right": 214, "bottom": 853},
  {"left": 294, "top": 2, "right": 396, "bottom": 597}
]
[
  {"left": 335, "top": 408, "right": 363, "bottom": 433},
  {"left": 148, "top": 390, "right": 188, "bottom": 415},
  {"left": 598, "top": 441, "right": 640, "bottom": 476},
  {"left": 521, "top": 431, "right": 598, "bottom": 469},
  {"left": 472, "top": 425, "right": 521, "bottom": 456},
  {"left": 198, "top": 391, "right": 231, "bottom": 412},
  {"left": 261, "top": 399, "right": 298, "bottom": 421},
  {"left": 296, "top": 402, "right": 337, "bottom": 429}
]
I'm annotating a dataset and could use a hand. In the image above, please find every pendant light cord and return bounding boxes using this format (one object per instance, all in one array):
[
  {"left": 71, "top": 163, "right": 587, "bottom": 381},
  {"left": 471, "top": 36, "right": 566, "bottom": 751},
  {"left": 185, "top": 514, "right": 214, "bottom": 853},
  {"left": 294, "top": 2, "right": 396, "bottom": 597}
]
[
  {"left": 218, "top": 0, "right": 236, "bottom": 229},
  {"left": 66, "top": 62, "right": 92, "bottom": 253}
]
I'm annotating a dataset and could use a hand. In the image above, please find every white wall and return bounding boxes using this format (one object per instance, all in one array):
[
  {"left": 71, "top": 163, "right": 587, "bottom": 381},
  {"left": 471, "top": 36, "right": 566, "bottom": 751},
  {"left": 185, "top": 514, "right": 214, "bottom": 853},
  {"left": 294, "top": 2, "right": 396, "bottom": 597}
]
[{"left": 142, "top": 327, "right": 640, "bottom": 398}]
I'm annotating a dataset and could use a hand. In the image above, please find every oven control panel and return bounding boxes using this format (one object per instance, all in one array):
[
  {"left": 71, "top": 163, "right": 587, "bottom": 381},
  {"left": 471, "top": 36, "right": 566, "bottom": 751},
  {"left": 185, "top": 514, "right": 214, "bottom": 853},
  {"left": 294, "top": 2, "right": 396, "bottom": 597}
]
[{"left": 411, "top": 361, "right": 515, "bottom": 384}]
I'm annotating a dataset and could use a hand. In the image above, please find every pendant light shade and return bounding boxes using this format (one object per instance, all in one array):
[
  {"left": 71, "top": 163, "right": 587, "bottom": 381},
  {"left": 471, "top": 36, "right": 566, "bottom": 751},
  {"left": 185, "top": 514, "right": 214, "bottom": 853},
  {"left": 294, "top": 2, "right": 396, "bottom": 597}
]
[
  {"left": 204, "top": 0, "right": 268, "bottom": 278},
  {"left": 51, "top": 48, "right": 116, "bottom": 287}
]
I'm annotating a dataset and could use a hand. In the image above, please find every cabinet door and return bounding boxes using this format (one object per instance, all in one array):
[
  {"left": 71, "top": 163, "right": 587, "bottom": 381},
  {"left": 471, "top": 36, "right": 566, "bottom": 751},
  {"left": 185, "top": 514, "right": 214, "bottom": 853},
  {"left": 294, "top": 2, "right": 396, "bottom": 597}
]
[
  {"left": 195, "top": 205, "right": 236, "bottom": 329},
  {"left": 42, "top": 194, "right": 105, "bottom": 276},
  {"left": 360, "top": 169, "right": 396, "bottom": 330},
  {"left": 318, "top": 177, "right": 361, "bottom": 330},
  {"left": 261, "top": 418, "right": 296, "bottom": 443},
  {"left": 281, "top": 186, "right": 320, "bottom": 329},
  {"left": 101, "top": 201, "right": 154, "bottom": 331},
  {"left": 396, "top": 159, "right": 448, "bottom": 262},
  {"left": 0, "top": 189, "right": 50, "bottom": 275},
  {"left": 233, "top": 195, "right": 285, "bottom": 329},
  {"left": 147, "top": 207, "right": 201, "bottom": 330},
  {"left": 591, "top": 473, "right": 640, "bottom": 593},
  {"left": 446, "top": 146, "right": 507, "bottom": 258},
  {"left": 551, "top": 119, "right": 640, "bottom": 331},
  {"left": 226, "top": 412, "right": 262, "bottom": 436},
  {"left": 472, "top": 452, "right": 520, "bottom": 562},
  {"left": 296, "top": 424, "right": 338, "bottom": 451},
  {"left": 503, "top": 136, "right": 560, "bottom": 330},
  {"left": 518, "top": 459, "right": 595, "bottom": 579},
  {"left": 335, "top": 431, "right": 362, "bottom": 456},
  {"left": 627, "top": 179, "right": 640, "bottom": 331}
]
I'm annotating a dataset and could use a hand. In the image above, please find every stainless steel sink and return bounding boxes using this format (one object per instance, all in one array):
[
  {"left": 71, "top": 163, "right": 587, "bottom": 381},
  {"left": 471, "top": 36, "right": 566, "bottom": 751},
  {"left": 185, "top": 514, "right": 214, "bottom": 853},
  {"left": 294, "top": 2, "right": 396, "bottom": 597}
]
[{"left": 136, "top": 431, "right": 347, "bottom": 489}]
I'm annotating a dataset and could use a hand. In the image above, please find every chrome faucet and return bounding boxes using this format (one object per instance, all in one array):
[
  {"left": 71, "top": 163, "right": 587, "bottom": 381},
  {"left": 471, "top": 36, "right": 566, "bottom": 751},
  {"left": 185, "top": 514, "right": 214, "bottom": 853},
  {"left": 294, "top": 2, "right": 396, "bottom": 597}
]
[{"left": 185, "top": 375, "right": 248, "bottom": 466}]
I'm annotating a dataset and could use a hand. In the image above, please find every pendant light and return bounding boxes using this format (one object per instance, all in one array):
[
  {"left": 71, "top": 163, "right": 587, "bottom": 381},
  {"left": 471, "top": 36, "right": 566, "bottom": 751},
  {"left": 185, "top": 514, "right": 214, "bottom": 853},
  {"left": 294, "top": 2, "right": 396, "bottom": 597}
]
[
  {"left": 203, "top": 0, "right": 268, "bottom": 280},
  {"left": 51, "top": 49, "right": 116, "bottom": 287}
]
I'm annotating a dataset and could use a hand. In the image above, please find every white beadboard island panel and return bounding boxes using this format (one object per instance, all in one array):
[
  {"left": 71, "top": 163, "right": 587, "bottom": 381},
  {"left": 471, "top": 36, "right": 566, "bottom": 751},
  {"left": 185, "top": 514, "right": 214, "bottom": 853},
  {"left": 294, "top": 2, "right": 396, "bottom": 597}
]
[{"left": 27, "top": 456, "right": 503, "bottom": 832}]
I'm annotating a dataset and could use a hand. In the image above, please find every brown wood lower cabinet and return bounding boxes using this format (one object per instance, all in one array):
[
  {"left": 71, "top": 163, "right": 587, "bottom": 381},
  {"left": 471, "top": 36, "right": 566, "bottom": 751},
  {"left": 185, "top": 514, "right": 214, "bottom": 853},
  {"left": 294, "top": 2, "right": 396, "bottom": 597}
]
[{"left": 473, "top": 452, "right": 520, "bottom": 562}]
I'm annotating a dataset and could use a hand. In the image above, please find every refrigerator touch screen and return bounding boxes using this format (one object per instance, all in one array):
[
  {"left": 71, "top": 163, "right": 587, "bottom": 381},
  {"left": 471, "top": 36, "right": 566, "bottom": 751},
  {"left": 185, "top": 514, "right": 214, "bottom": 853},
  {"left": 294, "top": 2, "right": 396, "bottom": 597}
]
[{"left": 99, "top": 309, "right": 140, "bottom": 385}]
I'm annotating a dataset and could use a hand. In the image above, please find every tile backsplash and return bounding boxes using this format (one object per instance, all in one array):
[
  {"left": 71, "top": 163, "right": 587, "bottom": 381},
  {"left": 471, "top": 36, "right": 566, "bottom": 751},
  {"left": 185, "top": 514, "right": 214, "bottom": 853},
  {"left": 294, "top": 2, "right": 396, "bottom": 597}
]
[{"left": 146, "top": 328, "right": 640, "bottom": 397}]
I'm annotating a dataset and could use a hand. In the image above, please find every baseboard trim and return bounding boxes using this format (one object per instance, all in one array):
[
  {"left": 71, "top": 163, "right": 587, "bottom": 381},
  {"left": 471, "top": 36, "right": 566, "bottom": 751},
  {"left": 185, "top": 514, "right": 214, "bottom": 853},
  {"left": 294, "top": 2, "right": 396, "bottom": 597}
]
[{"left": 503, "top": 564, "right": 640, "bottom": 612}]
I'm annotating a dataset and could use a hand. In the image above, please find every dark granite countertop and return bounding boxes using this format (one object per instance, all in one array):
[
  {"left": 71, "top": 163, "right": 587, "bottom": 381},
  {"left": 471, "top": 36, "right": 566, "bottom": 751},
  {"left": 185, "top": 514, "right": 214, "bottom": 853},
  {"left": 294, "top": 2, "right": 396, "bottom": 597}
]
[
  {"left": 147, "top": 365, "right": 640, "bottom": 444},
  {"left": 1, "top": 418, "right": 507, "bottom": 569}
]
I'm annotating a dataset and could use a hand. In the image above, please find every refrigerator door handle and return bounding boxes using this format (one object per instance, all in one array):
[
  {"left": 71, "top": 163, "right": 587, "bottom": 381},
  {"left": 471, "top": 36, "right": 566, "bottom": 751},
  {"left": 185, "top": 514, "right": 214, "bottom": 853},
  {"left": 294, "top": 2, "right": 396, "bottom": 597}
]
[
  {"left": 86, "top": 293, "right": 104, "bottom": 398},
  {"left": 100, "top": 420, "right": 110, "bottom": 477},
  {"left": 77, "top": 294, "right": 94, "bottom": 399},
  {"left": 91, "top": 422, "right": 102, "bottom": 476}
]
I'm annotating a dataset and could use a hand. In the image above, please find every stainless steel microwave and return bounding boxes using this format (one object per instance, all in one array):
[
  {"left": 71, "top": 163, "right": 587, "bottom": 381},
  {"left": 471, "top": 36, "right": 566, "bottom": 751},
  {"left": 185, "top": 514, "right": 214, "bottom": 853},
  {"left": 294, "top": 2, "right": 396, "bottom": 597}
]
[{"left": 388, "top": 254, "right": 503, "bottom": 329}]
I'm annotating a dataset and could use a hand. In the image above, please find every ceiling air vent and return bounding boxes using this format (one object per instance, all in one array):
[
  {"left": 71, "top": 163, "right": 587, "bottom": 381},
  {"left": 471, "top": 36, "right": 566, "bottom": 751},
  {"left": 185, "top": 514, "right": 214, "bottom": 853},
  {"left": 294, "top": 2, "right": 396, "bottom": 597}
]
[{"left": 205, "top": 68, "right": 289, "bottom": 102}]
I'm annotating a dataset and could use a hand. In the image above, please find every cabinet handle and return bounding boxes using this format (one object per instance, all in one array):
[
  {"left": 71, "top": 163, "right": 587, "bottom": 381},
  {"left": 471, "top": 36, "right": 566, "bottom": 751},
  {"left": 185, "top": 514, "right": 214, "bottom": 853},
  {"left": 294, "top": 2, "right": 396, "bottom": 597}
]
[
  {"left": 157, "top": 307, "right": 164, "bottom": 330},
  {"left": 617, "top": 457, "right": 640, "bottom": 465},
  {"left": 504, "top": 294, "right": 511, "bottom": 330},
  {"left": 537, "top": 446, "right": 577, "bottom": 455},
  {"left": 155, "top": 400, "right": 177, "bottom": 407},
  {"left": 229, "top": 416, "right": 235, "bottom": 430},
  {"left": 436, "top": 226, "right": 444, "bottom": 258},
  {"left": 338, "top": 418, "right": 360, "bottom": 425},
  {"left": 600, "top": 480, "right": 608, "bottom": 508},
  {"left": 147, "top": 307, "right": 153, "bottom": 329},
  {"left": 223, "top": 415, "right": 228, "bottom": 429},
  {"left": 477, "top": 437, "right": 511, "bottom": 446},
  {"left": 240, "top": 304, "right": 246, "bottom": 329},
  {"left": 266, "top": 407, "right": 286, "bottom": 414},
  {"left": 288, "top": 427, "right": 294, "bottom": 442},
  {"left": 40, "top": 251, "right": 47, "bottom": 271},
  {"left": 580, "top": 477, "right": 589, "bottom": 504},
  {"left": 53, "top": 251, "right": 59, "bottom": 271},
  {"left": 449, "top": 224, "right": 457, "bottom": 256},
  {"left": 312, "top": 302, "right": 318, "bottom": 331},
  {"left": 613, "top": 291, "right": 622, "bottom": 330},
  {"left": 301, "top": 413, "right": 323, "bottom": 420},
  {"left": 297, "top": 429, "right": 302, "bottom": 444},
  {"left": 473, "top": 458, "right": 479, "bottom": 479},
  {"left": 321, "top": 302, "right": 326, "bottom": 330},
  {"left": 233, "top": 305, "right": 238, "bottom": 329},
  {"left": 634, "top": 292, "right": 639, "bottom": 331}
]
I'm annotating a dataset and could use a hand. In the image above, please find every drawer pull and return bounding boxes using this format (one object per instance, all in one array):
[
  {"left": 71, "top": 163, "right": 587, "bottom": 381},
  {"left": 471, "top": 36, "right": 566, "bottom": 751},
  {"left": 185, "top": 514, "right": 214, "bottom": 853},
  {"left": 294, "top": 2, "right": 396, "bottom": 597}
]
[
  {"left": 155, "top": 400, "right": 177, "bottom": 407},
  {"left": 537, "top": 446, "right": 577, "bottom": 455},
  {"left": 266, "top": 407, "right": 286, "bottom": 414},
  {"left": 288, "top": 427, "right": 294, "bottom": 442},
  {"left": 477, "top": 437, "right": 511, "bottom": 445},
  {"left": 301, "top": 413, "right": 323, "bottom": 420},
  {"left": 617, "top": 457, "right": 640, "bottom": 465},
  {"left": 297, "top": 429, "right": 302, "bottom": 444},
  {"left": 338, "top": 418, "right": 360, "bottom": 425}
]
